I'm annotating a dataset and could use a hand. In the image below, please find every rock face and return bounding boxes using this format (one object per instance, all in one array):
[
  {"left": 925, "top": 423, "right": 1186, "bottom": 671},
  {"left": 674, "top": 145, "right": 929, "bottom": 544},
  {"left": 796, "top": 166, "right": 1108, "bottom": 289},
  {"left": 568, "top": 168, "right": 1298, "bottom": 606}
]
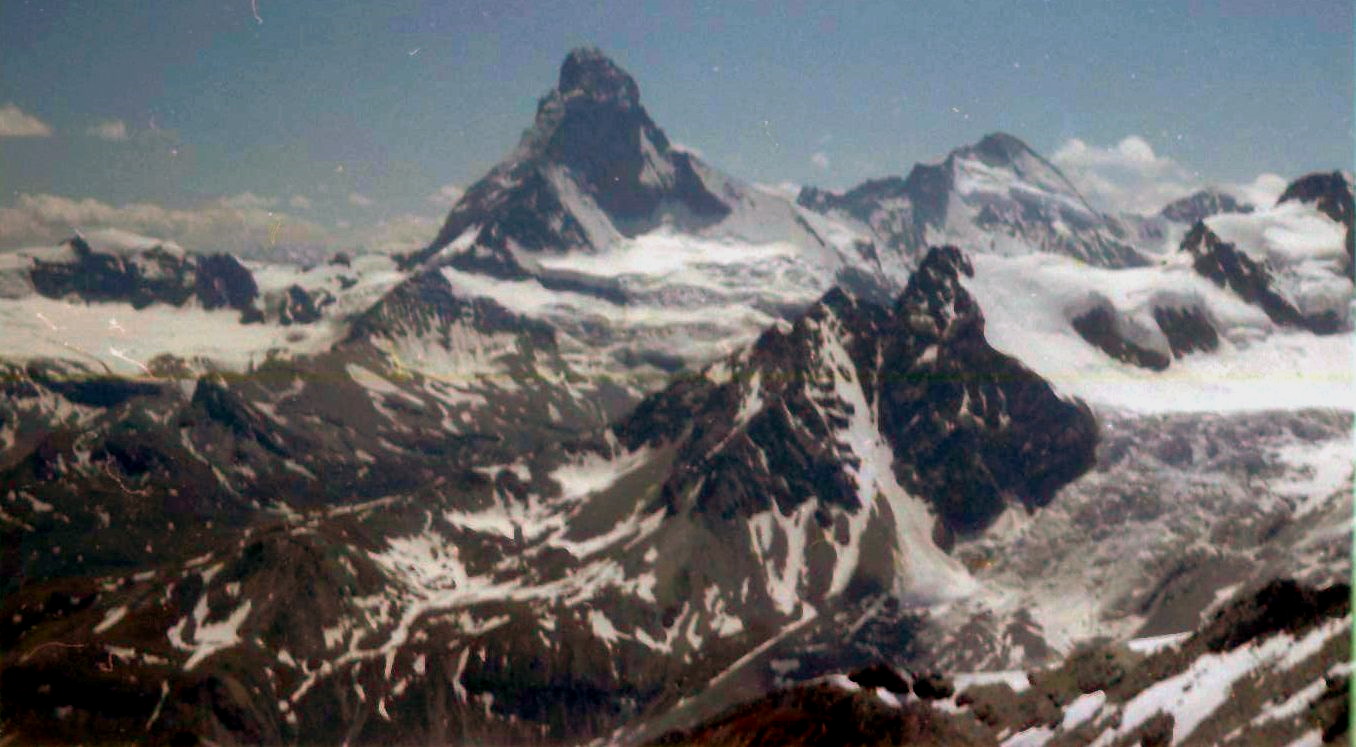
[
  {"left": 1065, "top": 297, "right": 1224, "bottom": 373},
  {"left": 534, "top": 48, "right": 729, "bottom": 225},
  {"left": 876, "top": 247, "right": 1099, "bottom": 537},
  {"left": 799, "top": 176, "right": 926, "bottom": 256},
  {"left": 194, "top": 253, "right": 262, "bottom": 312},
  {"left": 407, "top": 47, "right": 731, "bottom": 274},
  {"left": 1279, "top": 172, "right": 1354, "bottom": 229},
  {"left": 1179, "top": 171, "right": 1354, "bottom": 335},
  {"left": 28, "top": 235, "right": 261, "bottom": 321},
  {"left": 799, "top": 132, "right": 1148, "bottom": 268},
  {"left": 622, "top": 246, "right": 1098, "bottom": 543},
  {"left": 650, "top": 681, "right": 992, "bottom": 747},
  {"left": 1071, "top": 305, "right": 1172, "bottom": 371}
]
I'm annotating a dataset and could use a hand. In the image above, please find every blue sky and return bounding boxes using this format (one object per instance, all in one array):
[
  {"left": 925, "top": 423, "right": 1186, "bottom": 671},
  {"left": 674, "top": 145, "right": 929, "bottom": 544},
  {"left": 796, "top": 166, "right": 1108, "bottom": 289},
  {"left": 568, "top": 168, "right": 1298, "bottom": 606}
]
[{"left": 0, "top": 0, "right": 1350, "bottom": 253}]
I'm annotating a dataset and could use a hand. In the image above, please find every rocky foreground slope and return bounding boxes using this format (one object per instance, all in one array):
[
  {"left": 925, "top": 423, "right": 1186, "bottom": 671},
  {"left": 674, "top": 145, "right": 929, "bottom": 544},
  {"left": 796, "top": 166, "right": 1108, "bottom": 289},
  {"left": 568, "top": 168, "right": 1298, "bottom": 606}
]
[{"left": 656, "top": 579, "right": 1349, "bottom": 747}]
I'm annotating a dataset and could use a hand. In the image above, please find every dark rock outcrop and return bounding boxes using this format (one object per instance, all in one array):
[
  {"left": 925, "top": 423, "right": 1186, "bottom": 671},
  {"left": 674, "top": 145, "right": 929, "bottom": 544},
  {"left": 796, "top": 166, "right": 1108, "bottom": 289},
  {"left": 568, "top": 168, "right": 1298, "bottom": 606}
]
[
  {"left": 1152, "top": 306, "right": 1219, "bottom": 357},
  {"left": 188, "top": 377, "right": 287, "bottom": 457},
  {"left": 23, "top": 361, "right": 164, "bottom": 408},
  {"left": 1071, "top": 306, "right": 1171, "bottom": 371},
  {"left": 1279, "top": 172, "right": 1353, "bottom": 228},
  {"left": 28, "top": 236, "right": 261, "bottom": 321},
  {"left": 620, "top": 246, "right": 1099, "bottom": 540},
  {"left": 194, "top": 254, "right": 260, "bottom": 311},
  {"left": 1198, "top": 578, "right": 1350, "bottom": 653},
  {"left": 651, "top": 682, "right": 991, "bottom": 747},
  {"left": 878, "top": 247, "right": 1099, "bottom": 536},
  {"left": 848, "top": 663, "right": 912, "bottom": 694},
  {"left": 276, "top": 284, "right": 333, "bottom": 325}
]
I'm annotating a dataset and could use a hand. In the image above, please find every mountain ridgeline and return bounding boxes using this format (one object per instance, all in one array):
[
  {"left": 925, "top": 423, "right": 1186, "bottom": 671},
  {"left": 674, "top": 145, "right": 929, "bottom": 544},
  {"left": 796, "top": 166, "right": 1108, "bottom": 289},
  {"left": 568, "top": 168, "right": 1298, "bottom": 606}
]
[{"left": 618, "top": 246, "right": 1097, "bottom": 543}]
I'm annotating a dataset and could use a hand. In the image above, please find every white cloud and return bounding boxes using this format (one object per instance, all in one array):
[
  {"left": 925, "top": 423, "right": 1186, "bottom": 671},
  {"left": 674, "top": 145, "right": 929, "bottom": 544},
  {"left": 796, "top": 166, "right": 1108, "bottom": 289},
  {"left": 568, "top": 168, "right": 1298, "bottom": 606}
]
[
  {"left": 810, "top": 151, "right": 831, "bottom": 170},
  {"left": 86, "top": 119, "right": 129, "bottom": 141},
  {"left": 1051, "top": 135, "right": 1288, "bottom": 214},
  {"left": 1233, "top": 173, "right": 1288, "bottom": 208},
  {"left": 348, "top": 192, "right": 374, "bottom": 207},
  {"left": 0, "top": 192, "right": 331, "bottom": 259},
  {"left": 0, "top": 188, "right": 453, "bottom": 261},
  {"left": 0, "top": 103, "right": 53, "bottom": 138},
  {"left": 1051, "top": 136, "right": 1196, "bottom": 213},
  {"left": 360, "top": 213, "right": 439, "bottom": 253},
  {"left": 427, "top": 183, "right": 464, "bottom": 206}
]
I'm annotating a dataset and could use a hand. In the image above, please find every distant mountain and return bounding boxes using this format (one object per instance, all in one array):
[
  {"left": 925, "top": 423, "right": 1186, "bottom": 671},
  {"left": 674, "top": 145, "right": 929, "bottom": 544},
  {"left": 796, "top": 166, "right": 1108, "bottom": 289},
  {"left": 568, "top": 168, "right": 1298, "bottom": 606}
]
[
  {"left": 0, "top": 230, "right": 411, "bottom": 379},
  {"left": 1113, "top": 187, "right": 1256, "bottom": 258},
  {"left": 798, "top": 132, "right": 1148, "bottom": 268},
  {"left": 1158, "top": 188, "right": 1254, "bottom": 224},
  {"left": 391, "top": 47, "right": 897, "bottom": 384},
  {"left": 410, "top": 47, "right": 735, "bottom": 267},
  {"left": 9, "top": 232, "right": 264, "bottom": 322}
]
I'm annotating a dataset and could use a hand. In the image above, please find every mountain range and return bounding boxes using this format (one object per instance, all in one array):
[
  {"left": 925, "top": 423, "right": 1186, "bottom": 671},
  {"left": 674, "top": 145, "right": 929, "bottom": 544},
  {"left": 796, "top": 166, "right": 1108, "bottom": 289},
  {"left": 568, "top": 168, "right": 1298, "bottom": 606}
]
[{"left": 0, "top": 48, "right": 1350, "bottom": 746}]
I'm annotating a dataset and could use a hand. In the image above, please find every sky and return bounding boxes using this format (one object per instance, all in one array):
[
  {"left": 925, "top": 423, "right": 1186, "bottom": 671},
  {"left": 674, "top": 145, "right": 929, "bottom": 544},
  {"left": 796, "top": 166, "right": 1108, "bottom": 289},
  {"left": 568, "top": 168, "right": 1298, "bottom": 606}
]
[{"left": 0, "top": 0, "right": 1351, "bottom": 255}]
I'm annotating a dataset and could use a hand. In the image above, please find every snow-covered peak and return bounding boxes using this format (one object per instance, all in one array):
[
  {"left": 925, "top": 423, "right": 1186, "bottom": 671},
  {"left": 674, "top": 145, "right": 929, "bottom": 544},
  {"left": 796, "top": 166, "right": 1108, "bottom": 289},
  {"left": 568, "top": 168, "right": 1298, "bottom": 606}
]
[
  {"left": 1158, "top": 188, "right": 1254, "bottom": 224},
  {"left": 949, "top": 132, "right": 1089, "bottom": 207},
  {"left": 799, "top": 132, "right": 1145, "bottom": 268}
]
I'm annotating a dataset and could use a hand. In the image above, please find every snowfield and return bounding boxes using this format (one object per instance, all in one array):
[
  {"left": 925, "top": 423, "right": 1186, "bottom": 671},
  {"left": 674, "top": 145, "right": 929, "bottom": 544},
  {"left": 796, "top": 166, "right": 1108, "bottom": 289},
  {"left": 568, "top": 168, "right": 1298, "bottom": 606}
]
[
  {"left": 0, "top": 294, "right": 345, "bottom": 374},
  {"left": 964, "top": 252, "right": 1353, "bottom": 413}
]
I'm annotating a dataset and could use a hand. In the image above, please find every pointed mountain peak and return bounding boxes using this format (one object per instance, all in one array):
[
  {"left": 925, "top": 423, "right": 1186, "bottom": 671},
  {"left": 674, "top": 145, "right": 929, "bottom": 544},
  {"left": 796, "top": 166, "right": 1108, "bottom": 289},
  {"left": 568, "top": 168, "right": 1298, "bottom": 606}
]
[
  {"left": 520, "top": 46, "right": 656, "bottom": 161},
  {"left": 411, "top": 46, "right": 731, "bottom": 267},
  {"left": 944, "top": 131, "right": 1102, "bottom": 216},
  {"left": 950, "top": 131, "right": 1067, "bottom": 183},
  {"left": 557, "top": 47, "right": 640, "bottom": 108}
]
